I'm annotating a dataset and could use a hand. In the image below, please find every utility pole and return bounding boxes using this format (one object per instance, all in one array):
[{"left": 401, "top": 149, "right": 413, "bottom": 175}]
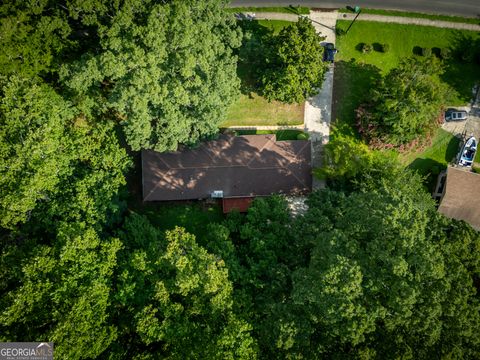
[{"left": 345, "top": 6, "right": 361, "bottom": 34}]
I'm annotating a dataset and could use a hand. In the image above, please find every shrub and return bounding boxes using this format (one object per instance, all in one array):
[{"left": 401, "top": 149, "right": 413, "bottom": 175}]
[
  {"left": 421, "top": 47, "right": 432, "bottom": 57},
  {"left": 380, "top": 43, "right": 390, "bottom": 53},
  {"left": 336, "top": 28, "right": 346, "bottom": 37},
  {"left": 440, "top": 47, "right": 451, "bottom": 59},
  {"left": 297, "top": 132, "right": 309, "bottom": 140},
  {"left": 362, "top": 43, "right": 372, "bottom": 54}
]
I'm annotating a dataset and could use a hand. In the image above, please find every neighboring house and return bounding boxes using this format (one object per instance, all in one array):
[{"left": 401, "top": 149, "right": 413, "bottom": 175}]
[
  {"left": 142, "top": 134, "right": 312, "bottom": 213},
  {"left": 435, "top": 165, "right": 480, "bottom": 230}
]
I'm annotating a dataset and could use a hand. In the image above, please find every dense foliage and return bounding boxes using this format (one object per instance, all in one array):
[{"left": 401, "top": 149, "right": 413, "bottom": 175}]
[
  {"left": 1, "top": 2, "right": 479, "bottom": 359},
  {"left": 357, "top": 56, "right": 448, "bottom": 146},
  {"left": 61, "top": 0, "right": 241, "bottom": 151},
  {"left": 261, "top": 18, "right": 328, "bottom": 103}
]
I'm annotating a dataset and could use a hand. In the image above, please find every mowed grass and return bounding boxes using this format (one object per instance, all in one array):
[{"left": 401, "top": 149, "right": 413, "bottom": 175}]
[
  {"left": 224, "top": 94, "right": 304, "bottom": 127},
  {"left": 400, "top": 129, "right": 460, "bottom": 190},
  {"left": 222, "top": 19, "right": 304, "bottom": 127},
  {"left": 400, "top": 129, "right": 460, "bottom": 167},
  {"left": 335, "top": 21, "right": 480, "bottom": 106}
]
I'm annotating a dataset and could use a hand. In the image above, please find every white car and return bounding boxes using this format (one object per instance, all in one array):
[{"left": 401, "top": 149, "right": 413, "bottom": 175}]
[{"left": 445, "top": 109, "right": 467, "bottom": 121}]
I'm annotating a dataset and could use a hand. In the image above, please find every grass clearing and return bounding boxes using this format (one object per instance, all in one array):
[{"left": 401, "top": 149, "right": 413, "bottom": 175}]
[
  {"left": 228, "top": 6, "right": 309, "bottom": 15},
  {"left": 223, "top": 94, "right": 304, "bottom": 127},
  {"left": 338, "top": 8, "right": 480, "bottom": 25},
  {"left": 223, "top": 19, "right": 305, "bottom": 127}
]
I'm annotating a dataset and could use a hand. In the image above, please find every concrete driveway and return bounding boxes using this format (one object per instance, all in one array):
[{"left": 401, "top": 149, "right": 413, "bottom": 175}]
[{"left": 304, "top": 10, "right": 337, "bottom": 189}]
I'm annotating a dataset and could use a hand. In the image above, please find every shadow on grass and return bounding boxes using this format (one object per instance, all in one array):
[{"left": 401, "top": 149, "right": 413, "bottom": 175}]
[
  {"left": 445, "top": 134, "right": 461, "bottom": 162},
  {"left": 331, "top": 59, "right": 381, "bottom": 138},
  {"left": 408, "top": 158, "right": 445, "bottom": 192},
  {"left": 442, "top": 31, "right": 480, "bottom": 104},
  {"left": 236, "top": 20, "right": 273, "bottom": 95},
  {"left": 412, "top": 46, "right": 423, "bottom": 56},
  {"left": 372, "top": 42, "right": 383, "bottom": 52}
]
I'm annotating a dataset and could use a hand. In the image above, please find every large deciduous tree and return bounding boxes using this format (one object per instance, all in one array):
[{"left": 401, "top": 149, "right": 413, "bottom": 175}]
[
  {"left": 0, "top": 76, "right": 75, "bottom": 229},
  {"left": 0, "top": 1, "right": 72, "bottom": 77},
  {"left": 61, "top": 0, "right": 241, "bottom": 151},
  {"left": 0, "top": 75, "right": 130, "bottom": 231},
  {"left": 0, "top": 224, "right": 121, "bottom": 359},
  {"left": 261, "top": 17, "right": 327, "bottom": 104},
  {"left": 109, "top": 214, "right": 257, "bottom": 359},
  {"left": 358, "top": 56, "right": 448, "bottom": 146}
]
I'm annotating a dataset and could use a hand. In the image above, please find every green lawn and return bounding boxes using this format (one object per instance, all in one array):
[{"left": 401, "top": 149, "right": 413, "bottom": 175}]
[
  {"left": 333, "top": 20, "right": 480, "bottom": 136},
  {"left": 332, "top": 20, "right": 479, "bottom": 188},
  {"left": 338, "top": 8, "right": 480, "bottom": 25},
  {"left": 223, "top": 19, "right": 305, "bottom": 127},
  {"left": 233, "top": 129, "right": 309, "bottom": 140},
  {"left": 399, "top": 129, "right": 460, "bottom": 190},
  {"left": 228, "top": 6, "right": 309, "bottom": 15},
  {"left": 400, "top": 128, "right": 460, "bottom": 168},
  {"left": 223, "top": 94, "right": 304, "bottom": 127}
]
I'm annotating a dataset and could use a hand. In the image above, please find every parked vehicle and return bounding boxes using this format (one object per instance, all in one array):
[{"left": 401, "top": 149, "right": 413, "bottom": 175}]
[
  {"left": 323, "top": 43, "right": 338, "bottom": 63},
  {"left": 458, "top": 136, "right": 477, "bottom": 167},
  {"left": 445, "top": 109, "right": 468, "bottom": 121}
]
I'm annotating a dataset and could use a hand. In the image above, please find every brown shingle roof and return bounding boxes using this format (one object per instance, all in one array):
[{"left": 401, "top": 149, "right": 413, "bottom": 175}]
[
  {"left": 142, "top": 134, "right": 312, "bottom": 201},
  {"left": 438, "top": 166, "right": 480, "bottom": 230}
]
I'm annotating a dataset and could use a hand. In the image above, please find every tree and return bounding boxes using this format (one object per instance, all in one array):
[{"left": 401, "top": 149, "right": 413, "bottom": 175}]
[
  {"left": 0, "top": 1, "right": 72, "bottom": 77},
  {"left": 0, "top": 75, "right": 130, "bottom": 231},
  {"left": 261, "top": 17, "right": 327, "bottom": 104},
  {"left": 0, "top": 223, "right": 121, "bottom": 359},
  {"left": 110, "top": 214, "right": 257, "bottom": 359},
  {"left": 60, "top": 0, "right": 241, "bottom": 151},
  {"left": 0, "top": 76, "right": 75, "bottom": 229},
  {"left": 287, "top": 169, "right": 480, "bottom": 358},
  {"left": 316, "top": 133, "right": 398, "bottom": 189},
  {"left": 358, "top": 56, "right": 449, "bottom": 146}
]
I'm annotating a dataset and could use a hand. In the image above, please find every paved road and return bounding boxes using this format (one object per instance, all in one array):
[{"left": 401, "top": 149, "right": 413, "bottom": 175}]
[{"left": 230, "top": 1, "right": 480, "bottom": 18}]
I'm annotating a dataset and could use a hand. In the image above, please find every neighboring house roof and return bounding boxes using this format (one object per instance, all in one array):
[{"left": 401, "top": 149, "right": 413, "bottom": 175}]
[
  {"left": 438, "top": 166, "right": 480, "bottom": 230},
  {"left": 142, "top": 134, "right": 312, "bottom": 201}
]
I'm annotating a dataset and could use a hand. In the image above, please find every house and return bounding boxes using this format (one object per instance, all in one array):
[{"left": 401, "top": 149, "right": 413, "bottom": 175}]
[
  {"left": 435, "top": 165, "right": 480, "bottom": 230},
  {"left": 142, "top": 134, "right": 312, "bottom": 212}
]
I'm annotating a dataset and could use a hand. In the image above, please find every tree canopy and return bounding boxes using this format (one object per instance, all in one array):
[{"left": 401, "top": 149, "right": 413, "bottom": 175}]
[
  {"left": 60, "top": 0, "right": 241, "bottom": 151},
  {"left": 357, "top": 56, "right": 448, "bottom": 146},
  {"left": 261, "top": 17, "right": 328, "bottom": 104}
]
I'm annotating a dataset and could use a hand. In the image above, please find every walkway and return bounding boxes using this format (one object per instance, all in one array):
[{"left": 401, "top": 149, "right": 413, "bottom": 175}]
[
  {"left": 304, "top": 11, "right": 337, "bottom": 189},
  {"left": 339, "top": 13, "right": 480, "bottom": 31},
  {"left": 237, "top": 11, "right": 480, "bottom": 31}
]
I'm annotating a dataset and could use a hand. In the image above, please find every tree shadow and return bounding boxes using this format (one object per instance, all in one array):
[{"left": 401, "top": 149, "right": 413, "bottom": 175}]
[
  {"left": 412, "top": 46, "right": 423, "bottom": 56},
  {"left": 432, "top": 47, "right": 441, "bottom": 58},
  {"left": 372, "top": 43, "right": 382, "bottom": 52},
  {"left": 331, "top": 59, "right": 382, "bottom": 138},
  {"left": 407, "top": 158, "right": 446, "bottom": 192},
  {"left": 236, "top": 20, "right": 274, "bottom": 95},
  {"left": 355, "top": 42, "right": 366, "bottom": 52},
  {"left": 441, "top": 31, "right": 480, "bottom": 104},
  {"left": 445, "top": 134, "right": 461, "bottom": 163}
]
